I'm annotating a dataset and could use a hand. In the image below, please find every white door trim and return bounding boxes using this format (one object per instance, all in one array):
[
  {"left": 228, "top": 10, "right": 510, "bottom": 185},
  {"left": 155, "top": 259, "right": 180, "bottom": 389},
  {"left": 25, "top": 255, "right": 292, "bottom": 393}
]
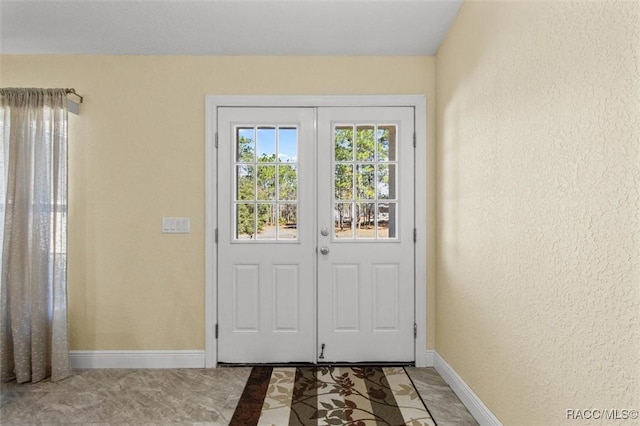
[{"left": 205, "top": 95, "right": 428, "bottom": 367}]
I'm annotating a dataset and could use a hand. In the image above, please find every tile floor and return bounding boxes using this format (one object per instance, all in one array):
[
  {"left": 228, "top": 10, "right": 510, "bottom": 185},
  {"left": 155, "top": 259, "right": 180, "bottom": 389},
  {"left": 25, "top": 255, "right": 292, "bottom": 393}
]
[
  {"left": 405, "top": 367, "right": 478, "bottom": 426},
  {"left": 1, "top": 367, "right": 478, "bottom": 425}
]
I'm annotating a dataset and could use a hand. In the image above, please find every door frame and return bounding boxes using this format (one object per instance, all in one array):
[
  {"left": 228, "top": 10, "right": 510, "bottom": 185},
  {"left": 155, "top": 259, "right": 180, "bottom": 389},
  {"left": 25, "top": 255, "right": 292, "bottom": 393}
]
[{"left": 205, "top": 95, "right": 428, "bottom": 367}]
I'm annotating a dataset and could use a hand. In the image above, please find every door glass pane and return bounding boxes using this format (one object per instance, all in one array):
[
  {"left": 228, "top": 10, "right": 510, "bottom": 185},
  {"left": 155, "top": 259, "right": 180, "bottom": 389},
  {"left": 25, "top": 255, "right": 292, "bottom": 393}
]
[
  {"left": 257, "top": 165, "right": 276, "bottom": 200},
  {"left": 256, "top": 204, "right": 276, "bottom": 240},
  {"left": 377, "top": 164, "right": 396, "bottom": 200},
  {"left": 332, "top": 123, "right": 399, "bottom": 240},
  {"left": 237, "top": 128, "right": 255, "bottom": 162},
  {"left": 278, "top": 128, "right": 298, "bottom": 162},
  {"left": 376, "top": 203, "right": 390, "bottom": 239},
  {"left": 377, "top": 125, "right": 396, "bottom": 161},
  {"left": 335, "top": 126, "right": 354, "bottom": 161},
  {"left": 278, "top": 165, "right": 297, "bottom": 201},
  {"left": 334, "top": 164, "right": 353, "bottom": 200},
  {"left": 236, "top": 165, "right": 254, "bottom": 200},
  {"left": 356, "top": 202, "right": 375, "bottom": 239},
  {"left": 356, "top": 126, "right": 375, "bottom": 161},
  {"left": 379, "top": 202, "right": 397, "bottom": 239},
  {"left": 234, "top": 125, "right": 298, "bottom": 242},
  {"left": 236, "top": 204, "right": 255, "bottom": 239},
  {"left": 278, "top": 204, "right": 297, "bottom": 240},
  {"left": 356, "top": 164, "right": 375, "bottom": 200},
  {"left": 334, "top": 202, "right": 354, "bottom": 239},
  {"left": 377, "top": 164, "right": 389, "bottom": 199},
  {"left": 257, "top": 127, "right": 276, "bottom": 162}
]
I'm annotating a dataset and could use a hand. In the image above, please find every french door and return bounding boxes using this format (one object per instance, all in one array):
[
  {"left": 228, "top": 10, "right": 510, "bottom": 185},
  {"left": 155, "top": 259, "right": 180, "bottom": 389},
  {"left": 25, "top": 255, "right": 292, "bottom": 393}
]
[
  {"left": 217, "top": 106, "right": 415, "bottom": 363},
  {"left": 316, "top": 107, "right": 415, "bottom": 362}
]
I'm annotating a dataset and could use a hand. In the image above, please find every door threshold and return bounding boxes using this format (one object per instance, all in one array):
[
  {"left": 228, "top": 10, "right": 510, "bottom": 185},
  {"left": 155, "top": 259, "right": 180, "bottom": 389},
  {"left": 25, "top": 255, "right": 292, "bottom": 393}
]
[
  {"left": 217, "top": 362, "right": 317, "bottom": 368},
  {"left": 217, "top": 361, "right": 415, "bottom": 368},
  {"left": 317, "top": 361, "right": 415, "bottom": 367}
]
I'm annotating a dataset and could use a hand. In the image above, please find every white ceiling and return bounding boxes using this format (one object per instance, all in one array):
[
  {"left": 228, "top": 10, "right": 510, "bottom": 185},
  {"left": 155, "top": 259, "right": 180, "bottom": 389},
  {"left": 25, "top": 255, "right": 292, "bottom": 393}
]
[{"left": 0, "top": 0, "right": 462, "bottom": 55}]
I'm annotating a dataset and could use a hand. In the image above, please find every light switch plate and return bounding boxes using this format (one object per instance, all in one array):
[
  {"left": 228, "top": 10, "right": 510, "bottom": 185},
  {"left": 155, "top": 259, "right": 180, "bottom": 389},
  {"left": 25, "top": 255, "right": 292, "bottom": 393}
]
[{"left": 162, "top": 217, "right": 191, "bottom": 234}]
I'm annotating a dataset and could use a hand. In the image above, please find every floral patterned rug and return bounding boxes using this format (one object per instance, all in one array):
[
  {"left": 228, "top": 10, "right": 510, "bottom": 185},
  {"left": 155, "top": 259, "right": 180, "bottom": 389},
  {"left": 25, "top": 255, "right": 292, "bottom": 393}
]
[{"left": 229, "top": 366, "right": 437, "bottom": 426}]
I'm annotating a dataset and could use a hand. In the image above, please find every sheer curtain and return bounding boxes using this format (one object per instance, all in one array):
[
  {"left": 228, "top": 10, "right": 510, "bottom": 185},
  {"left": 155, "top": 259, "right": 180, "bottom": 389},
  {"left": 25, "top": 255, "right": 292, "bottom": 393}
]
[{"left": 0, "top": 88, "right": 72, "bottom": 383}]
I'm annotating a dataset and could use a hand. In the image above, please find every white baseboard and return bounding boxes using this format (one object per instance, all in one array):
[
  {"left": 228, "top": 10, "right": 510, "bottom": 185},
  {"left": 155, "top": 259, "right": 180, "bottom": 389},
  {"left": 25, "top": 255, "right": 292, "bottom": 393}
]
[
  {"left": 425, "top": 349, "right": 435, "bottom": 367},
  {"left": 70, "top": 350, "right": 206, "bottom": 369},
  {"left": 433, "top": 351, "right": 502, "bottom": 426}
]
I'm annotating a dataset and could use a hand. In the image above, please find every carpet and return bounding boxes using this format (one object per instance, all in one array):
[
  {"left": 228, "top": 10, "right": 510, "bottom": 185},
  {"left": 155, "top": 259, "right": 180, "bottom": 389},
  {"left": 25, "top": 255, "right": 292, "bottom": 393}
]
[{"left": 229, "top": 366, "right": 437, "bottom": 426}]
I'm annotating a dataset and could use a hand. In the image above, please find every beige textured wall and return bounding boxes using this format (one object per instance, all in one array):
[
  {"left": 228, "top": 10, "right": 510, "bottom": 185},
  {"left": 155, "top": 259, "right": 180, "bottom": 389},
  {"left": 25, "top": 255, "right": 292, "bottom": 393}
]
[
  {"left": 436, "top": 1, "right": 640, "bottom": 424},
  {"left": 0, "top": 56, "right": 437, "bottom": 350}
]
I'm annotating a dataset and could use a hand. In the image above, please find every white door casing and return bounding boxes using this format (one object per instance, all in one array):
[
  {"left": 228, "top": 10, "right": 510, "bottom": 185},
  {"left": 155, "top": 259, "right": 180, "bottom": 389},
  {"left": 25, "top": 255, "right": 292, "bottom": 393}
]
[{"left": 205, "top": 95, "right": 428, "bottom": 367}]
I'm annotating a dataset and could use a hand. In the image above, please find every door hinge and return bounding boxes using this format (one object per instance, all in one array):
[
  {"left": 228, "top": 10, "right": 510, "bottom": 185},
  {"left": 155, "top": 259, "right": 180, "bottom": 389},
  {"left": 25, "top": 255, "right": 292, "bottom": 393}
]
[
  {"left": 414, "top": 323, "right": 417, "bottom": 339},
  {"left": 215, "top": 228, "right": 218, "bottom": 243},
  {"left": 215, "top": 132, "right": 218, "bottom": 148},
  {"left": 413, "top": 132, "right": 416, "bottom": 148},
  {"left": 413, "top": 228, "right": 417, "bottom": 243},
  {"left": 215, "top": 323, "right": 219, "bottom": 339}
]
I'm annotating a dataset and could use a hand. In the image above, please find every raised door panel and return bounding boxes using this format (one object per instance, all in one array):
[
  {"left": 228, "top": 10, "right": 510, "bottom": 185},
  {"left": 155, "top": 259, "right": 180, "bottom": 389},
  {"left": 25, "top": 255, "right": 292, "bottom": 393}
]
[
  {"left": 273, "top": 265, "right": 300, "bottom": 331},
  {"left": 332, "top": 264, "right": 360, "bottom": 331},
  {"left": 372, "top": 264, "right": 400, "bottom": 331},
  {"left": 232, "top": 264, "right": 260, "bottom": 331}
]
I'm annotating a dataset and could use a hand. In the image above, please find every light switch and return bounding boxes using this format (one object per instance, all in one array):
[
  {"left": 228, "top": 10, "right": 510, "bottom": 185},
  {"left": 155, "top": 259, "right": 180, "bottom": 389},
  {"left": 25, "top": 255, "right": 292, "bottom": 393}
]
[{"left": 162, "top": 217, "right": 191, "bottom": 234}]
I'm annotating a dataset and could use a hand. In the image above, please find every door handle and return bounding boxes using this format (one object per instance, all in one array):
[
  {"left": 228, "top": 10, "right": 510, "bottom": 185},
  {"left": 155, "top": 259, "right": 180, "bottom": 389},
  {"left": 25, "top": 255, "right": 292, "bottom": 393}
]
[{"left": 320, "top": 246, "right": 329, "bottom": 255}]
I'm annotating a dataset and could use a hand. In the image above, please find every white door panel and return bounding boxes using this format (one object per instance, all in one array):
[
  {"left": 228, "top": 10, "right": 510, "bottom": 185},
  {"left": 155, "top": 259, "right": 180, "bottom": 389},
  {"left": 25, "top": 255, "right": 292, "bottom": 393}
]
[
  {"left": 317, "top": 107, "right": 415, "bottom": 362},
  {"left": 217, "top": 107, "right": 316, "bottom": 363}
]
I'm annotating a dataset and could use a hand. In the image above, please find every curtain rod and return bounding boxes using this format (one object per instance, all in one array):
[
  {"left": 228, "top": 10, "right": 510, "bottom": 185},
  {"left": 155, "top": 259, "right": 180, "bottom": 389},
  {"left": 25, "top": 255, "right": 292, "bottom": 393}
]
[{"left": 65, "top": 88, "right": 83, "bottom": 104}]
